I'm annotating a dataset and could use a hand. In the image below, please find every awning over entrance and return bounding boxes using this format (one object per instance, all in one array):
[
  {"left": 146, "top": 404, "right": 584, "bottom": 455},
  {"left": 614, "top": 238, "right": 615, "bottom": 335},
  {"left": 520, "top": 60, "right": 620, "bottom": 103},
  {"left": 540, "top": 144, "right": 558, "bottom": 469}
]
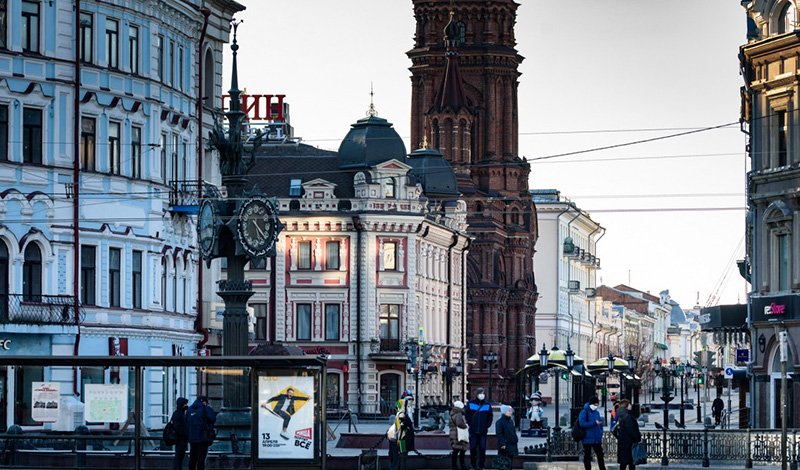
[
  {"left": 655, "top": 343, "right": 668, "bottom": 350},
  {"left": 698, "top": 303, "right": 747, "bottom": 331}
]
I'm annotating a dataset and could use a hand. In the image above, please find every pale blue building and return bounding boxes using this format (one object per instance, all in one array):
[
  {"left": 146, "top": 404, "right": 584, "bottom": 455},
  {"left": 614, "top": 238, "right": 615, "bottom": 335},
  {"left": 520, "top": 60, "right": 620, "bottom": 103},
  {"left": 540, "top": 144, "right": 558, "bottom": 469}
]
[{"left": 0, "top": 0, "right": 243, "bottom": 432}]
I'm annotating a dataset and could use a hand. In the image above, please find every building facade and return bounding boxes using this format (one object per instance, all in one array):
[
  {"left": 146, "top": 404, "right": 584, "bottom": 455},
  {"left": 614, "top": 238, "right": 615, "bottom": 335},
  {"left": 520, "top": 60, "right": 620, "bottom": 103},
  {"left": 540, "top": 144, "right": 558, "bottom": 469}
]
[
  {"left": 529, "top": 190, "right": 603, "bottom": 407},
  {"left": 0, "top": 0, "right": 241, "bottom": 431},
  {"left": 741, "top": 0, "right": 800, "bottom": 429},
  {"left": 407, "top": 0, "right": 539, "bottom": 402},
  {"left": 216, "top": 110, "right": 471, "bottom": 414}
]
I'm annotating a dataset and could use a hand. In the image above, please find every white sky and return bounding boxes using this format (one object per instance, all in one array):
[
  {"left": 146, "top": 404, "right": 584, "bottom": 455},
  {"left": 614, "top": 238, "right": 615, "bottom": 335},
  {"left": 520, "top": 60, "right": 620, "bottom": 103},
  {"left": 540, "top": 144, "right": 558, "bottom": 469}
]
[{"left": 225, "top": 1, "right": 750, "bottom": 309}]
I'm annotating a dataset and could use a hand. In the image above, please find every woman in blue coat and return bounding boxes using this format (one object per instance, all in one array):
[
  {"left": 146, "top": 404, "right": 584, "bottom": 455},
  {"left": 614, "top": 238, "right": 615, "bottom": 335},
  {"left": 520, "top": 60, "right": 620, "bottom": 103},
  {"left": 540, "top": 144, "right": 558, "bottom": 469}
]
[{"left": 578, "top": 396, "right": 606, "bottom": 470}]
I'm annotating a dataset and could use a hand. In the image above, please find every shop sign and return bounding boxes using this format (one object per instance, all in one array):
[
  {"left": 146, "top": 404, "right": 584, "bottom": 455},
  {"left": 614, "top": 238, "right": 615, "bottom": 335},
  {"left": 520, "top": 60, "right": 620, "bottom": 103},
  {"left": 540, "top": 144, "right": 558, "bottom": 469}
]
[
  {"left": 764, "top": 303, "right": 787, "bottom": 315},
  {"left": 0, "top": 339, "right": 11, "bottom": 350},
  {"left": 736, "top": 349, "right": 750, "bottom": 363}
]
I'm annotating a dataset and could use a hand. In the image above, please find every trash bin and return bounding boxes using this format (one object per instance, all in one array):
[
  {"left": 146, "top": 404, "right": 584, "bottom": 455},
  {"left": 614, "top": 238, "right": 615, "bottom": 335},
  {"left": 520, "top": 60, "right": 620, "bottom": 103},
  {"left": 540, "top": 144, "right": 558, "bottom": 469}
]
[{"left": 359, "top": 449, "right": 379, "bottom": 470}]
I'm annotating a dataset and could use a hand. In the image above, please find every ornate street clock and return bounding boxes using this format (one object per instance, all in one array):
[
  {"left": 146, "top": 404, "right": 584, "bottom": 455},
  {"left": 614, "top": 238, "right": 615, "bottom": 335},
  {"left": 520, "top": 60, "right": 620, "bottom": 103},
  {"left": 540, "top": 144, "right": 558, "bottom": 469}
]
[
  {"left": 197, "top": 198, "right": 218, "bottom": 259},
  {"left": 236, "top": 196, "right": 280, "bottom": 258}
]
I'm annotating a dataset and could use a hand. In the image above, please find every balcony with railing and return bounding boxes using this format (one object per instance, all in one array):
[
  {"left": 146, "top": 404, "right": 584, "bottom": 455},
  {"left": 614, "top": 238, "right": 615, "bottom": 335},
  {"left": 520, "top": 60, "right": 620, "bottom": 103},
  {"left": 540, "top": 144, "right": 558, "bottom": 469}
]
[
  {"left": 368, "top": 337, "right": 407, "bottom": 361},
  {"left": 168, "top": 180, "right": 202, "bottom": 213},
  {"left": 0, "top": 294, "right": 84, "bottom": 326}
]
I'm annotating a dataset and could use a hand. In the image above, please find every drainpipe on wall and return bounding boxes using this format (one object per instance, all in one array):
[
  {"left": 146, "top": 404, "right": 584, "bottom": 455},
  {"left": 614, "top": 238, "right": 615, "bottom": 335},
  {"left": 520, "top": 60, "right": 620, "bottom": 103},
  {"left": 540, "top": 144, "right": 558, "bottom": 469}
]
[
  {"left": 352, "top": 216, "right": 363, "bottom": 415},
  {"left": 72, "top": 0, "right": 82, "bottom": 396},
  {"left": 446, "top": 234, "right": 458, "bottom": 404}
]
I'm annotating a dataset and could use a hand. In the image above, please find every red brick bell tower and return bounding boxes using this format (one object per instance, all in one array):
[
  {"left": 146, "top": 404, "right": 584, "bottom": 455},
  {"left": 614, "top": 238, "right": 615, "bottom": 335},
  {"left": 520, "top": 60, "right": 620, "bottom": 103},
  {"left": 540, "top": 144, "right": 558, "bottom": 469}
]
[{"left": 408, "top": 0, "right": 538, "bottom": 404}]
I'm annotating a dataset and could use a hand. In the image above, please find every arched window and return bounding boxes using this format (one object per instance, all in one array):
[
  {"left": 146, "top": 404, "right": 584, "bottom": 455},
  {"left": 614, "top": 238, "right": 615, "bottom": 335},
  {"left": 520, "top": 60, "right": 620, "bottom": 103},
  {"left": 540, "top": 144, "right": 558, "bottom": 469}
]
[
  {"left": 203, "top": 49, "right": 214, "bottom": 108},
  {"left": 23, "top": 243, "right": 42, "bottom": 301},
  {"left": 779, "top": 2, "right": 796, "bottom": 34},
  {"left": 0, "top": 241, "right": 8, "bottom": 319},
  {"left": 161, "top": 257, "right": 167, "bottom": 311},
  {"left": 385, "top": 177, "right": 396, "bottom": 199}
]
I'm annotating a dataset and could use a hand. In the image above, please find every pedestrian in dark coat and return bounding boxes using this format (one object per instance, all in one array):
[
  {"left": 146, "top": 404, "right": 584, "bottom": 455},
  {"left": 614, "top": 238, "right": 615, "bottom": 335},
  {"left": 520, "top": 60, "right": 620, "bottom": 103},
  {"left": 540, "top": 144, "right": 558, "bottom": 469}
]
[
  {"left": 186, "top": 396, "right": 216, "bottom": 470},
  {"left": 448, "top": 401, "right": 468, "bottom": 470},
  {"left": 579, "top": 396, "right": 606, "bottom": 470},
  {"left": 712, "top": 395, "right": 724, "bottom": 426},
  {"left": 171, "top": 397, "right": 189, "bottom": 470},
  {"left": 465, "top": 387, "right": 493, "bottom": 470},
  {"left": 615, "top": 399, "right": 642, "bottom": 470},
  {"left": 495, "top": 405, "right": 519, "bottom": 456}
]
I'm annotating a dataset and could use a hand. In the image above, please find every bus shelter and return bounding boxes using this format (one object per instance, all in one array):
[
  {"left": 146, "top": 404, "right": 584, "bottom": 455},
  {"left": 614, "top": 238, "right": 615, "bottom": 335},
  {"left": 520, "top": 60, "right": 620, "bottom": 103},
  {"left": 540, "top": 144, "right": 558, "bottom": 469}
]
[{"left": 0, "top": 355, "right": 327, "bottom": 470}]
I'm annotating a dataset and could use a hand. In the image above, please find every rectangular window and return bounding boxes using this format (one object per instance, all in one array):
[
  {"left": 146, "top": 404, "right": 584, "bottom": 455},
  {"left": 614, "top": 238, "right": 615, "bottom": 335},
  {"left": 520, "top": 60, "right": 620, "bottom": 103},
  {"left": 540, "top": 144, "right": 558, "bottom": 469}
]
[
  {"left": 177, "top": 46, "right": 184, "bottom": 90},
  {"left": 326, "top": 241, "right": 340, "bottom": 270},
  {"left": 80, "top": 12, "right": 92, "bottom": 62},
  {"left": 289, "top": 178, "right": 302, "bottom": 197},
  {"left": 132, "top": 250, "right": 142, "bottom": 309},
  {"left": 297, "top": 304, "right": 311, "bottom": 340},
  {"left": 168, "top": 40, "right": 174, "bottom": 85},
  {"left": 379, "top": 304, "right": 400, "bottom": 340},
  {"left": 21, "top": 1, "right": 39, "bottom": 53},
  {"left": 778, "top": 234, "right": 789, "bottom": 291},
  {"left": 109, "top": 247, "right": 121, "bottom": 307},
  {"left": 160, "top": 133, "right": 167, "bottom": 181},
  {"left": 157, "top": 35, "right": 164, "bottom": 81},
  {"left": 106, "top": 19, "right": 118, "bottom": 68},
  {"left": 0, "top": 0, "right": 6, "bottom": 49},
  {"left": 131, "top": 126, "right": 141, "bottom": 178},
  {"left": 80, "top": 117, "right": 95, "bottom": 170},
  {"left": 22, "top": 108, "right": 42, "bottom": 164},
  {"left": 129, "top": 25, "right": 139, "bottom": 74},
  {"left": 80, "top": 246, "right": 96, "bottom": 305},
  {"left": 383, "top": 241, "right": 397, "bottom": 270},
  {"left": 778, "top": 110, "right": 788, "bottom": 167},
  {"left": 297, "top": 241, "right": 311, "bottom": 270},
  {"left": 325, "top": 304, "right": 340, "bottom": 341},
  {"left": 0, "top": 105, "right": 7, "bottom": 161},
  {"left": 108, "top": 121, "right": 120, "bottom": 174},
  {"left": 171, "top": 134, "right": 179, "bottom": 182},
  {"left": 253, "top": 304, "right": 268, "bottom": 341}
]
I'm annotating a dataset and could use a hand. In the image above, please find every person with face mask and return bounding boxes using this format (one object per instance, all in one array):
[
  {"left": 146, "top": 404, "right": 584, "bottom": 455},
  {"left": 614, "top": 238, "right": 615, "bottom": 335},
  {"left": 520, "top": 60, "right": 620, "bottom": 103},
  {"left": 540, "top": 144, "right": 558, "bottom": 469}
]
[
  {"left": 578, "top": 395, "right": 606, "bottom": 470},
  {"left": 465, "top": 388, "right": 493, "bottom": 470}
]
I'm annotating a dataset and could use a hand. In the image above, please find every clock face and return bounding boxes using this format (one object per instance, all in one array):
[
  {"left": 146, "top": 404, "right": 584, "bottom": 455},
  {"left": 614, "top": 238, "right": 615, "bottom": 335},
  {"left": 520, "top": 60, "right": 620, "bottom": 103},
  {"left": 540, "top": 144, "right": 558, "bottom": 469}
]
[
  {"left": 237, "top": 197, "right": 279, "bottom": 257},
  {"left": 197, "top": 199, "right": 216, "bottom": 258}
]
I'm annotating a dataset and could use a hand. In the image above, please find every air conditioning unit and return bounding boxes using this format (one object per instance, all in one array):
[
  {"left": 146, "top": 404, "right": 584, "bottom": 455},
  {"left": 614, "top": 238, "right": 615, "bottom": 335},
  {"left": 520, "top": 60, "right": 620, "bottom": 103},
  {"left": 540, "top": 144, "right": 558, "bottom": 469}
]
[
  {"left": 586, "top": 288, "right": 597, "bottom": 298},
  {"left": 563, "top": 237, "right": 574, "bottom": 254},
  {"left": 569, "top": 280, "right": 580, "bottom": 292}
]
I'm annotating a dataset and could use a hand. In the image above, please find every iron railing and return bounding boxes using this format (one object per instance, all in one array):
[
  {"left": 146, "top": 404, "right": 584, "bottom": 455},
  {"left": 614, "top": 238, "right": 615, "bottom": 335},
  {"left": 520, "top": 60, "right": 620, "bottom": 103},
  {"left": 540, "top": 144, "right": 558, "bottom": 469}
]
[
  {"left": 0, "top": 294, "right": 83, "bottom": 326},
  {"left": 168, "top": 179, "right": 201, "bottom": 210},
  {"left": 549, "top": 427, "right": 800, "bottom": 466}
]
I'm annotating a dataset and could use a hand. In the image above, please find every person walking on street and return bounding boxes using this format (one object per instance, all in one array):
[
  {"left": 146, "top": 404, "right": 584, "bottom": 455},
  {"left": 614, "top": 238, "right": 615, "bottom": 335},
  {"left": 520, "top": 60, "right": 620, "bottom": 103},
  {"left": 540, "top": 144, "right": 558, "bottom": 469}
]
[
  {"left": 615, "top": 399, "right": 642, "bottom": 470},
  {"left": 494, "top": 405, "right": 519, "bottom": 470},
  {"left": 579, "top": 396, "right": 606, "bottom": 470},
  {"left": 609, "top": 395, "right": 619, "bottom": 431},
  {"left": 171, "top": 397, "right": 189, "bottom": 470},
  {"left": 187, "top": 396, "right": 216, "bottom": 470},
  {"left": 465, "top": 387, "right": 493, "bottom": 470},
  {"left": 712, "top": 394, "right": 724, "bottom": 426},
  {"left": 386, "top": 397, "right": 414, "bottom": 470},
  {"left": 449, "top": 401, "right": 469, "bottom": 470}
]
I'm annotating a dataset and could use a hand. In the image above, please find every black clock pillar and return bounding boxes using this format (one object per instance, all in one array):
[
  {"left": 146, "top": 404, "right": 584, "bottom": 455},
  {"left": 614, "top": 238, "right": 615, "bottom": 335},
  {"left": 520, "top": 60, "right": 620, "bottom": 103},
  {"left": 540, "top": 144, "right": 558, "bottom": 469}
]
[{"left": 199, "top": 19, "right": 277, "bottom": 446}]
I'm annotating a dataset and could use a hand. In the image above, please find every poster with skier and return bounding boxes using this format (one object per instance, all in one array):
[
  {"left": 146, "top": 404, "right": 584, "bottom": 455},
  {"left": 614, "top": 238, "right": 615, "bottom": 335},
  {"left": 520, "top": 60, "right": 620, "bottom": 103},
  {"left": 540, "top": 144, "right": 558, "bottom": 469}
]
[{"left": 256, "top": 375, "right": 315, "bottom": 460}]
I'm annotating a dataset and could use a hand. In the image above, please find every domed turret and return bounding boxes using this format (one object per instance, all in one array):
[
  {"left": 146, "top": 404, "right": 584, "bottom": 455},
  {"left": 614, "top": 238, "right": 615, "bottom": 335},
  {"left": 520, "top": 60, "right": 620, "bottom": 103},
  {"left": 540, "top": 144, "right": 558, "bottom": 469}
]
[
  {"left": 338, "top": 115, "right": 407, "bottom": 170},
  {"left": 406, "top": 146, "right": 459, "bottom": 200}
]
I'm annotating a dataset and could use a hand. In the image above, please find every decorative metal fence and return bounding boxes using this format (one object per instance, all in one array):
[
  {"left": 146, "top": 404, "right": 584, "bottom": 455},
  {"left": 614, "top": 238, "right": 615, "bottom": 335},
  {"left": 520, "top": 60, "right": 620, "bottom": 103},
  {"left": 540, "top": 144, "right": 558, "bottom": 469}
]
[
  {"left": 549, "top": 427, "right": 800, "bottom": 467},
  {"left": 0, "top": 294, "right": 83, "bottom": 325}
]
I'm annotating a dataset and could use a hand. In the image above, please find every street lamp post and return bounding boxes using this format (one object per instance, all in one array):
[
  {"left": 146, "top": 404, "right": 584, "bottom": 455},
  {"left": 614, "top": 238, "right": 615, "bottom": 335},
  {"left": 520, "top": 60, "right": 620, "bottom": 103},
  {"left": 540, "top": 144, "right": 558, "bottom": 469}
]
[
  {"left": 550, "top": 346, "right": 563, "bottom": 431},
  {"left": 606, "top": 353, "right": 615, "bottom": 426},
  {"left": 678, "top": 362, "right": 686, "bottom": 427},
  {"left": 627, "top": 353, "right": 636, "bottom": 406},
  {"left": 484, "top": 350, "right": 498, "bottom": 402},
  {"left": 654, "top": 358, "right": 674, "bottom": 466}
]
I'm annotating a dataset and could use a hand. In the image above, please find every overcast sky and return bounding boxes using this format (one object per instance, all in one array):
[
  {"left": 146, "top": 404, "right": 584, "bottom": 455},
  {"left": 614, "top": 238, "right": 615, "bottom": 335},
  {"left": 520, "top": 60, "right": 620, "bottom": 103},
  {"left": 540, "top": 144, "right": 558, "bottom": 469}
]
[{"left": 225, "top": 1, "right": 749, "bottom": 309}]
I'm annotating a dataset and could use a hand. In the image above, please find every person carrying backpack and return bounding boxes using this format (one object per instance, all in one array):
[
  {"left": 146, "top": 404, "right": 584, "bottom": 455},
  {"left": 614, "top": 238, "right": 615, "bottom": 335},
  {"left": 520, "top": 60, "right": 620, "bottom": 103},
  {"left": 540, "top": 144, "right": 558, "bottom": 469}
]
[
  {"left": 170, "top": 397, "right": 189, "bottom": 470},
  {"left": 579, "top": 396, "right": 606, "bottom": 470}
]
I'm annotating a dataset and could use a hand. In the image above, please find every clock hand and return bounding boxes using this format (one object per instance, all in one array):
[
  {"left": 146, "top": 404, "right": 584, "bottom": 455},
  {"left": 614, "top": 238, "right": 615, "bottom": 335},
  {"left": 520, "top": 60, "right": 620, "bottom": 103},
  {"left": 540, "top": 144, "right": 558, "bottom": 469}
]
[{"left": 254, "top": 220, "right": 266, "bottom": 238}]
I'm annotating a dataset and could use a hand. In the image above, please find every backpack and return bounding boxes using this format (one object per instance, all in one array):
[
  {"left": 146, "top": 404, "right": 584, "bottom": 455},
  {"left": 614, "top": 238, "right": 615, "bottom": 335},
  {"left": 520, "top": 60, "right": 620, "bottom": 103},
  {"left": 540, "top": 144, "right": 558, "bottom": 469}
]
[
  {"left": 163, "top": 421, "right": 178, "bottom": 446},
  {"left": 571, "top": 418, "right": 586, "bottom": 442}
]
